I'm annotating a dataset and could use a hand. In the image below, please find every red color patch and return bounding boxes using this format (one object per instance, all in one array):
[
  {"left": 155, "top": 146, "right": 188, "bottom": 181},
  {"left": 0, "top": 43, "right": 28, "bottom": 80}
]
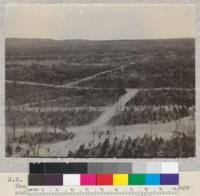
[{"left": 96, "top": 174, "right": 113, "bottom": 185}]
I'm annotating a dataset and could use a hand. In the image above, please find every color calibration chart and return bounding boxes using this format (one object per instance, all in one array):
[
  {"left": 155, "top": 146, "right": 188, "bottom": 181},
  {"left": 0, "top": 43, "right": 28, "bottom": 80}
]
[{"left": 27, "top": 162, "right": 179, "bottom": 195}]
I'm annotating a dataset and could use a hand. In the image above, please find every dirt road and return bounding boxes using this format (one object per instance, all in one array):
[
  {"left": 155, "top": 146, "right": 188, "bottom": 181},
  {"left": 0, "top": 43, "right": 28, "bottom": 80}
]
[
  {"left": 91, "top": 89, "right": 138, "bottom": 127},
  {"left": 39, "top": 89, "right": 139, "bottom": 157}
]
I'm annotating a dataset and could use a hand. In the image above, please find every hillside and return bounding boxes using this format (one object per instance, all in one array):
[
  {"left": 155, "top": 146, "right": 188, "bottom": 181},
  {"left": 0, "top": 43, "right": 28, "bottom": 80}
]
[{"left": 5, "top": 38, "right": 195, "bottom": 56}]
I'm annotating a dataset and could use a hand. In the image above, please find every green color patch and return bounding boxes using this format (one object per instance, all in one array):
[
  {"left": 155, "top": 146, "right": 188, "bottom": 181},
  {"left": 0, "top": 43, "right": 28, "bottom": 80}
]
[{"left": 128, "top": 174, "right": 145, "bottom": 185}]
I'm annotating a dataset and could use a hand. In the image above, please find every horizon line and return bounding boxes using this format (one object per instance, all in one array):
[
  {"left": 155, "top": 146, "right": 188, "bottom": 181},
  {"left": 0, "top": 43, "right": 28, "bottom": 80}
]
[{"left": 5, "top": 37, "right": 195, "bottom": 42}]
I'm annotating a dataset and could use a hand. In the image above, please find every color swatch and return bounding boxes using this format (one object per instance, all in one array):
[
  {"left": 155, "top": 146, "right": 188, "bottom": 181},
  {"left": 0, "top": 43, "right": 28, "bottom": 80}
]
[
  {"left": 96, "top": 174, "right": 113, "bottom": 185},
  {"left": 128, "top": 174, "right": 145, "bottom": 185},
  {"left": 113, "top": 174, "right": 128, "bottom": 186},
  {"left": 63, "top": 174, "right": 80, "bottom": 186},
  {"left": 145, "top": 174, "right": 160, "bottom": 185},
  {"left": 29, "top": 162, "right": 179, "bottom": 186},
  {"left": 160, "top": 174, "right": 179, "bottom": 185},
  {"left": 81, "top": 174, "right": 96, "bottom": 185}
]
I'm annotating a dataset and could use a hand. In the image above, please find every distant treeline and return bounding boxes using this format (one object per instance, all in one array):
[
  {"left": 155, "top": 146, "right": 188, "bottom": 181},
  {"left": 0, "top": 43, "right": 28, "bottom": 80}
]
[
  {"left": 6, "top": 38, "right": 194, "bottom": 88},
  {"left": 6, "top": 38, "right": 194, "bottom": 57}
]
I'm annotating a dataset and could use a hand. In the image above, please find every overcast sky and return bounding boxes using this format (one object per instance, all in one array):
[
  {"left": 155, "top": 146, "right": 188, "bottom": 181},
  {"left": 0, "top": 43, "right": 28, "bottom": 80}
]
[{"left": 5, "top": 4, "right": 195, "bottom": 40}]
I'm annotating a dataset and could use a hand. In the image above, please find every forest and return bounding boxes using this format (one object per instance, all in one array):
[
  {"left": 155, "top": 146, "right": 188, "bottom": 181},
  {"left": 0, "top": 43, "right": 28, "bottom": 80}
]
[{"left": 5, "top": 38, "right": 195, "bottom": 157}]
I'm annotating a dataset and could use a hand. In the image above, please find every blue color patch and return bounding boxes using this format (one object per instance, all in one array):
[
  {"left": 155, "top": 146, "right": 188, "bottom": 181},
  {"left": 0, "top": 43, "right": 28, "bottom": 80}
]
[{"left": 145, "top": 174, "right": 160, "bottom": 185}]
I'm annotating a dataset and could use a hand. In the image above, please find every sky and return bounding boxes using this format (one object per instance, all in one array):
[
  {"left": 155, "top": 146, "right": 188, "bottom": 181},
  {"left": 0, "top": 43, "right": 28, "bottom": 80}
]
[{"left": 5, "top": 4, "right": 195, "bottom": 40}]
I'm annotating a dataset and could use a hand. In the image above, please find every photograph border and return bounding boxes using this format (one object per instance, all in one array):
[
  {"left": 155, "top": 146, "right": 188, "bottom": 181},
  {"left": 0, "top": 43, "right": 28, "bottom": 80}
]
[{"left": 0, "top": 0, "right": 199, "bottom": 173}]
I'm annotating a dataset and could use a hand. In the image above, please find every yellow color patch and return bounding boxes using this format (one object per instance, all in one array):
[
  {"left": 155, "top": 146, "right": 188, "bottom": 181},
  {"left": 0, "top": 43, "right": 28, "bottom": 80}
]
[{"left": 113, "top": 174, "right": 128, "bottom": 185}]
